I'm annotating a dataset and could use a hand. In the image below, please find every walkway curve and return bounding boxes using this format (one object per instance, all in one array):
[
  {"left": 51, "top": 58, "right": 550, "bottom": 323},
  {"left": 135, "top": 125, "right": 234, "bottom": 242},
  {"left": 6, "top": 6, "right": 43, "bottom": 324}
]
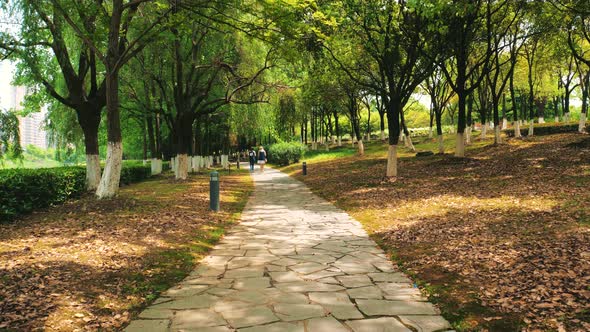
[{"left": 125, "top": 167, "right": 452, "bottom": 332}]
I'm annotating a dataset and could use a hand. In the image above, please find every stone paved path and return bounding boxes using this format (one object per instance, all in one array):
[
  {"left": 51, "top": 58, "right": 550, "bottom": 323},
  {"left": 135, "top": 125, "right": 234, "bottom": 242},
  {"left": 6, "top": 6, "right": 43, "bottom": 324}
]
[{"left": 125, "top": 167, "right": 453, "bottom": 332}]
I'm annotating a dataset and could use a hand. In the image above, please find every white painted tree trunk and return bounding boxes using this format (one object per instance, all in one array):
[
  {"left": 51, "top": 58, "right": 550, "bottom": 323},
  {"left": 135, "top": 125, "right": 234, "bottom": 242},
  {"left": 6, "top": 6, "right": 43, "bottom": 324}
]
[
  {"left": 455, "top": 133, "right": 465, "bottom": 157},
  {"left": 151, "top": 158, "right": 162, "bottom": 175},
  {"left": 357, "top": 139, "right": 365, "bottom": 155},
  {"left": 86, "top": 154, "right": 101, "bottom": 191},
  {"left": 142, "top": 160, "right": 148, "bottom": 166},
  {"left": 197, "top": 156, "right": 202, "bottom": 169},
  {"left": 538, "top": 117, "right": 545, "bottom": 124},
  {"left": 494, "top": 126, "right": 502, "bottom": 144},
  {"left": 312, "top": 142, "right": 317, "bottom": 150},
  {"left": 366, "top": 133, "right": 371, "bottom": 142},
  {"left": 554, "top": 116, "right": 559, "bottom": 123},
  {"left": 437, "top": 135, "right": 444, "bottom": 154},
  {"left": 191, "top": 156, "right": 199, "bottom": 173},
  {"left": 380, "top": 130, "right": 386, "bottom": 141},
  {"left": 337, "top": 137, "right": 342, "bottom": 147},
  {"left": 332, "top": 135, "right": 336, "bottom": 144},
  {"left": 96, "top": 142, "right": 123, "bottom": 199},
  {"left": 399, "top": 131, "right": 404, "bottom": 142},
  {"left": 565, "top": 112, "right": 570, "bottom": 122},
  {"left": 481, "top": 125, "right": 487, "bottom": 140},
  {"left": 466, "top": 127, "right": 472, "bottom": 145},
  {"left": 223, "top": 154, "right": 229, "bottom": 168},
  {"left": 579, "top": 113, "right": 587, "bottom": 133},
  {"left": 514, "top": 121, "right": 521, "bottom": 138},
  {"left": 405, "top": 134, "right": 416, "bottom": 152},
  {"left": 325, "top": 143, "right": 329, "bottom": 151},
  {"left": 502, "top": 118, "right": 508, "bottom": 129},
  {"left": 428, "top": 127, "right": 433, "bottom": 139},
  {"left": 176, "top": 154, "right": 189, "bottom": 180},
  {"left": 528, "top": 121, "right": 534, "bottom": 136},
  {"left": 524, "top": 120, "right": 528, "bottom": 125},
  {"left": 386, "top": 145, "right": 397, "bottom": 177}
]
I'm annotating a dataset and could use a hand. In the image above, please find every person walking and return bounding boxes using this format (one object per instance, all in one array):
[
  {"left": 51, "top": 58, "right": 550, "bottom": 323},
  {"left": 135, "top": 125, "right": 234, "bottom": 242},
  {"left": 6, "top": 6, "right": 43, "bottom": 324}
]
[
  {"left": 257, "top": 146, "right": 267, "bottom": 172},
  {"left": 248, "top": 148, "right": 256, "bottom": 171}
]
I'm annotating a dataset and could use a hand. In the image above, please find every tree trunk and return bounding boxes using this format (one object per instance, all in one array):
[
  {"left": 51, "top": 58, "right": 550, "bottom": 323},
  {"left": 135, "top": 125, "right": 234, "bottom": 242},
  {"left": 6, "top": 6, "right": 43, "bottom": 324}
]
[
  {"left": 176, "top": 154, "right": 189, "bottom": 180},
  {"left": 494, "top": 126, "right": 501, "bottom": 144},
  {"left": 455, "top": 89, "right": 466, "bottom": 157},
  {"left": 379, "top": 111, "right": 386, "bottom": 141},
  {"left": 96, "top": 71, "right": 123, "bottom": 199},
  {"left": 77, "top": 107, "right": 102, "bottom": 191},
  {"left": 466, "top": 95, "right": 473, "bottom": 144},
  {"left": 579, "top": 74, "right": 588, "bottom": 133},
  {"left": 501, "top": 94, "right": 507, "bottom": 129},
  {"left": 386, "top": 97, "right": 401, "bottom": 177},
  {"left": 96, "top": 2, "right": 124, "bottom": 199},
  {"left": 435, "top": 109, "right": 444, "bottom": 153},
  {"left": 386, "top": 144, "right": 397, "bottom": 177}
]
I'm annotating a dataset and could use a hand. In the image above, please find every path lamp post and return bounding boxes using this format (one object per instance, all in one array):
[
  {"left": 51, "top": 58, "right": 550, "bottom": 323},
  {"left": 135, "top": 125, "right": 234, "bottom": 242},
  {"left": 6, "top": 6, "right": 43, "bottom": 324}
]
[
  {"left": 210, "top": 171, "right": 220, "bottom": 211},
  {"left": 302, "top": 162, "right": 307, "bottom": 176}
]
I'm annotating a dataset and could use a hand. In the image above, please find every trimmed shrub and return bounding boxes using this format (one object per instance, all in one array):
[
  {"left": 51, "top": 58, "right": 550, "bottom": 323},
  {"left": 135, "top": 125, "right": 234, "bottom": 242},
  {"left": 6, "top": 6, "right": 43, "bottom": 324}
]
[
  {"left": 503, "top": 122, "right": 589, "bottom": 137},
  {"left": 268, "top": 142, "right": 307, "bottom": 166},
  {"left": 120, "top": 165, "right": 151, "bottom": 185},
  {"left": 1, "top": 164, "right": 152, "bottom": 222},
  {"left": 0, "top": 167, "right": 86, "bottom": 222}
]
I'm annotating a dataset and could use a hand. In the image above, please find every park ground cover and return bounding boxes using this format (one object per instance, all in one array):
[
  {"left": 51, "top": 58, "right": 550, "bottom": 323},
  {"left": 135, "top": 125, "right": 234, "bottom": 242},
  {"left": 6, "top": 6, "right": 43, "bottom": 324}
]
[
  {"left": 282, "top": 133, "right": 590, "bottom": 331},
  {"left": 0, "top": 170, "right": 252, "bottom": 331}
]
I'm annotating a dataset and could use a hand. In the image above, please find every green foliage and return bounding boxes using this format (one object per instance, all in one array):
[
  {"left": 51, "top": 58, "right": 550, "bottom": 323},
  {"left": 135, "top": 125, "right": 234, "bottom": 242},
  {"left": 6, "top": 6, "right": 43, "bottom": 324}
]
[
  {"left": 0, "top": 167, "right": 85, "bottom": 222},
  {"left": 404, "top": 101, "right": 430, "bottom": 128},
  {"left": 503, "top": 123, "right": 589, "bottom": 137},
  {"left": 0, "top": 110, "right": 22, "bottom": 160},
  {"left": 120, "top": 165, "right": 152, "bottom": 185},
  {"left": 0, "top": 164, "right": 152, "bottom": 222},
  {"left": 268, "top": 142, "right": 307, "bottom": 166}
]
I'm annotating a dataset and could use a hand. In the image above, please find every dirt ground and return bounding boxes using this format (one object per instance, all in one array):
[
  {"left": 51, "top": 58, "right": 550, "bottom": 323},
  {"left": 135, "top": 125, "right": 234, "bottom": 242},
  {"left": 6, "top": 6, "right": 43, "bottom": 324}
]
[
  {"left": 286, "top": 133, "right": 590, "bottom": 331},
  {"left": 0, "top": 171, "right": 252, "bottom": 331}
]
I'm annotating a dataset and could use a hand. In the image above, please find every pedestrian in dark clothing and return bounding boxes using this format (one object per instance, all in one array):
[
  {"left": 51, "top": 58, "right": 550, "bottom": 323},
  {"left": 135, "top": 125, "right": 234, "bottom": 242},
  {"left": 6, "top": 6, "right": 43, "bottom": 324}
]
[{"left": 248, "top": 148, "right": 256, "bottom": 171}]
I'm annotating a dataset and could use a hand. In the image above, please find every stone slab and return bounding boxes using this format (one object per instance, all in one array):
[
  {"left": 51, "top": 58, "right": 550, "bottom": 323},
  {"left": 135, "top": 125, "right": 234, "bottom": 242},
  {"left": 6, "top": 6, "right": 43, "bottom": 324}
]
[
  {"left": 222, "top": 306, "right": 279, "bottom": 328},
  {"left": 399, "top": 315, "right": 452, "bottom": 332},
  {"left": 306, "top": 317, "right": 349, "bottom": 332},
  {"left": 345, "top": 317, "right": 411, "bottom": 332},
  {"left": 357, "top": 300, "right": 438, "bottom": 316}
]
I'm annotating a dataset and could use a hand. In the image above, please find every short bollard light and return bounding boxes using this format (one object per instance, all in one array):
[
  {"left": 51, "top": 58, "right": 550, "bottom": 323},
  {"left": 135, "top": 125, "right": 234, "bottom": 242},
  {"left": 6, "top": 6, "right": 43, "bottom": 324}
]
[
  {"left": 302, "top": 162, "right": 307, "bottom": 176},
  {"left": 210, "top": 171, "right": 220, "bottom": 212}
]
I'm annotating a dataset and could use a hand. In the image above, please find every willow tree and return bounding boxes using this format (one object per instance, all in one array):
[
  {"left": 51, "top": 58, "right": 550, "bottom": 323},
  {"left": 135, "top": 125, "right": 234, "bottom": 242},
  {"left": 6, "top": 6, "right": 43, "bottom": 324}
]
[
  {"left": 436, "top": 0, "right": 492, "bottom": 157},
  {"left": 0, "top": 110, "right": 22, "bottom": 161},
  {"left": 324, "top": 0, "right": 435, "bottom": 177},
  {"left": 147, "top": 12, "right": 271, "bottom": 180},
  {"left": 45, "top": 0, "right": 171, "bottom": 198},
  {"left": 485, "top": 0, "right": 525, "bottom": 144},
  {"left": 0, "top": 0, "right": 107, "bottom": 190},
  {"left": 423, "top": 67, "right": 455, "bottom": 154}
]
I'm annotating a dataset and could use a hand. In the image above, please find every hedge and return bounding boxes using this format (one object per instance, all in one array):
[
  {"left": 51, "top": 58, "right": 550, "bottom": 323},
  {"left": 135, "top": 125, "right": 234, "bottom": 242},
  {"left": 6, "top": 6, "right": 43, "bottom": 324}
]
[
  {"left": 268, "top": 142, "right": 307, "bottom": 166},
  {"left": 1, "top": 164, "right": 152, "bottom": 222},
  {"left": 503, "top": 122, "right": 589, "bottom": 137}
]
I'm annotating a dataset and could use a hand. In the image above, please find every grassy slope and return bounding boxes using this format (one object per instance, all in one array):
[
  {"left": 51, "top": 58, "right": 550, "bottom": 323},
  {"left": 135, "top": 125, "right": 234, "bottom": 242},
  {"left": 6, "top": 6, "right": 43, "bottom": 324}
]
[
  {"left": 0, "top": 169, "right": 253, "bottom": 331},
  {"left": 281, "top": 132, "right": 590, "bottom": 331}
]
